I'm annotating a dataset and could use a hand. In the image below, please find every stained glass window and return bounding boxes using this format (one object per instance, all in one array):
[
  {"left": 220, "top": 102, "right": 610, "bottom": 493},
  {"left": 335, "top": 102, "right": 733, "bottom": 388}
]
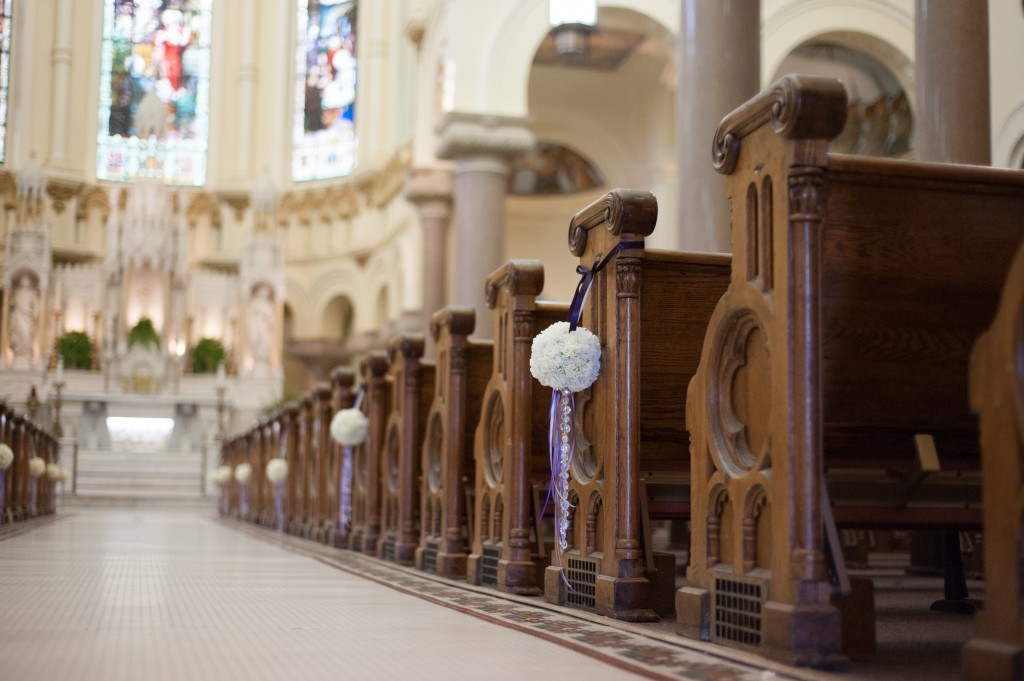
[
  {"left": 293, "top": 0, "right": 358, "bottom": 182},
  {"left": 96, "top": 0, "right": 212, "bottom": 185},
  {"left": 0, "top": 0, "right": 13, "bottom": 164}
]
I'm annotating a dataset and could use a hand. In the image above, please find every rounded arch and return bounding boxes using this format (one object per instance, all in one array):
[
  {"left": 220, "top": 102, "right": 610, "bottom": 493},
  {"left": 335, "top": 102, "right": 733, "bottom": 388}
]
[
  {"left": 321, "top": 294, "right": 355, "bottom": 342},
  {"left": 458, "top": 0, "right": 678, "bottom": 119},
  {"left": 763, "top": 2, "right": 914, "bottom": 109}
]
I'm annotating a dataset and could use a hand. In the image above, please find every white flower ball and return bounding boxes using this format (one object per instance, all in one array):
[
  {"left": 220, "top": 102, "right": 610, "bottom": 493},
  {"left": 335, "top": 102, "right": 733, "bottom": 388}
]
[
  {"left": 266, "top": 458, "right": 288, "bottom": 484},
  {"left": 330, "top": 407, "right": 368, "bottom": 446},
  {"left": 0, "top": 444, "right": 13, "bottom": 471},
  {"left": 28, "top": 456, "right": 46, "bottom": 478},
  {"left": 60, "top": 466, "right": 71, "bottom": 483},
  {"left": 46, "top": 463, "right": 62, "bottom": 481},
  {"left": 234, "top": 463, "right": 253, "bottom": 484},
  {"left": 212, "top": 465, "right": 232, "bottom": 486},
  {"left": 529, "top": 321, "right": 602, "bottom": 393}
]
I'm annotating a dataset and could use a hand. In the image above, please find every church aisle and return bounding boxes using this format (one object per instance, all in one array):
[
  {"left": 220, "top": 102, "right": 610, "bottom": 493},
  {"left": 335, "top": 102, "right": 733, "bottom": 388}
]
[
  {"left": 0, "top": 509, "right": 663, "bottom": 679},
  {"left": 0, "top": 508, "right": 671, "bottom": 681}
]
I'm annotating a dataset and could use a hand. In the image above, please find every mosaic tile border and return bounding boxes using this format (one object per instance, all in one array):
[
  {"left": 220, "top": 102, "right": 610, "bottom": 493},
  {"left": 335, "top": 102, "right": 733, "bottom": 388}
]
[{"left": 218, "top": 517, "right": 827, "bottom": 681}]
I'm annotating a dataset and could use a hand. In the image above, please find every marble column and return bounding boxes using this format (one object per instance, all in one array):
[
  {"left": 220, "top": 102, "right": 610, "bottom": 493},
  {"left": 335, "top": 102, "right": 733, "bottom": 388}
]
[
  {"left": 47, "top": 0, "right": 74, "bottom": 169},
  {"left": 405, "top": 167, "right": 454, "bottom": 329},
  {"left": 914, "top": 0, "right": 990, "bottom": 165},
  {"left": 436, "top": 113, "right": 533, "bottom": 339},
  {"left": 677, "top": 0, "right": 760, "bottom": 254}
]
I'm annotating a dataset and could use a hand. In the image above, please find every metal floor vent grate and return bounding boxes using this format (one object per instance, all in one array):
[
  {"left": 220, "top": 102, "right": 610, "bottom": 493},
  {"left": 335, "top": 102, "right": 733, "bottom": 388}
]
[
  {"left": 381, "top": 537, "right": 396, "bottom": 562},
  {"left": 712, "top": 574, "right": 765, "bottom": 647},
  {"left": 420, "top": 541, "right": 439, "bottom": 574},
  {"left": 564, "top": 555, "right": 599, "bottom": 611},
  {"left": 479, "top": 544, "right": 500, "bottom": 587}
]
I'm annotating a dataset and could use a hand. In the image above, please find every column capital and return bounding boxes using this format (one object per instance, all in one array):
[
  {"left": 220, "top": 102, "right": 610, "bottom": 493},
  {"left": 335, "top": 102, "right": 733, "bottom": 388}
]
[
  {"left": 405, "top": 166, "right": 454, "bottom": 206},
  {"left": 435, "top": 112, "right": 535, "bottom": 162}
]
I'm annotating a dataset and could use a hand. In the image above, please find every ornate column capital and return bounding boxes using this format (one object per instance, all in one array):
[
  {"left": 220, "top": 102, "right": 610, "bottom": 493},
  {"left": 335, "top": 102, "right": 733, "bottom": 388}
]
[
  {"left": 405, "top": 167, "right": 454, "bottom": 207},
  {"left": 435, "top": 112, "right": 535, "bottom": 165}
]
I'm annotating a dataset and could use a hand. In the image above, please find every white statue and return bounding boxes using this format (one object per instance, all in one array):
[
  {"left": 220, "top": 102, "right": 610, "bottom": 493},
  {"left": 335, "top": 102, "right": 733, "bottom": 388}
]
[
  {"left": 247, "top": 283, "right": 275, "bottom": 369},
  {"left": 9, "top": 274, "right": 39, "bottom": 363}
]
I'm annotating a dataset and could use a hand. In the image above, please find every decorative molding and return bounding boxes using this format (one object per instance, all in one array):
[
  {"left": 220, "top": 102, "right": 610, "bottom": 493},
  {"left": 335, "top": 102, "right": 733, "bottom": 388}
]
[
  {"left": 449, "top": 345, "right": 468, "bottom": 373},
  {"left": 221, "top": 193, "right": 250, "bottom": 222},
  {"left": 512, "top": 311, "right": 533, "bottom": 341},
  {"left": 46, "top": 179, "right": 83, "bottom": 215},
  {"left": 77, "top": 186, "right": 111, "bottom": 222},
  {"left": 186, "top": 192, "right": 219, "bottom": 228},
  {"left": 712, "top": 74, "right": 848, "bottom": 175},
  {"left": 615, "top": 262, "right": 641, "bottom": 298},
  {"left": 787, "top": 168, "right": 826, "bottom": 222}
]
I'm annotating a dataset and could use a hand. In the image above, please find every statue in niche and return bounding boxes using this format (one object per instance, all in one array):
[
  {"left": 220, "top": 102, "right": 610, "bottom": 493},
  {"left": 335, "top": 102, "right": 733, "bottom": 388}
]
[
  {"left": 9, "top": 274, "right": 39, "bottom": 364},
  {"left": 247, "top": 283, "right": 275, "bottom": 370}
]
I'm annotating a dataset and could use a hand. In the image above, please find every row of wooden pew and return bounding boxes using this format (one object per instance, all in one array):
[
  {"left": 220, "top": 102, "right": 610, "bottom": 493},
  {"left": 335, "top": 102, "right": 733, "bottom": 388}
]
[
  {"left": 218, "top": 75, "right": 1024, "bottom": 678},
  {"left": 0, "top": 403, "right": 61, "bottom": 523}
]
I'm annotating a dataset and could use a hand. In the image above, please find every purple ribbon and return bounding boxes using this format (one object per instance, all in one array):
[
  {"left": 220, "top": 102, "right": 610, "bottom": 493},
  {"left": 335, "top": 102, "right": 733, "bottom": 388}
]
[
  {"left": 566, "top": 241, "right": 641, "bottom": 331},
  {"left": 240, "top": 483, "right": 249, "bottom": 517},
  {"left": 0, "top": 469, "right": 5, "bottom": 523},
  {"left": 274, "top": 482, "right": 284, "bottom": 532},
  {"left": 339, "top": 446, "right": 353, "bottom": 532},
  {"left": 30, "top": 477, "right": 38, "bottom": 516},
  {"left": 220, "top": 487, "right": 228, "bottom": 516}
]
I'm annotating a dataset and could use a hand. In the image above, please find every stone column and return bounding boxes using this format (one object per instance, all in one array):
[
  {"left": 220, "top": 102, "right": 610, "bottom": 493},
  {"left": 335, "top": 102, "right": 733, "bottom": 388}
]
[
  {"left": 47, "top": 0, "right": 74, "bottom": 169},
  {"left": 677, "top": 0, "right": 760, "bottom": 253},
  {"left": 235, "top": 3, "right": 259, "bottom": 177},
  {"left": 914, "top": 0, "right": 990, "bottom": 165},
  {"left": 436, "top": 113, "right": 533, "bottom": 339},
  {"left": 405, "top": 167, "right": 454, "bottom": 328}
]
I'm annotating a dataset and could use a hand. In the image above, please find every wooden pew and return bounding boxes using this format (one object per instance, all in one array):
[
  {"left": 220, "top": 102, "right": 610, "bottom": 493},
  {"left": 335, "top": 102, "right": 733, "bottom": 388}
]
[
  {"left": 0, "top": 404, "right": 10, "bottom": 522},
  {"left": 253, "top": 417, "right": 272, "bottom": 526},
  {"left": 280, "top": 402, "right": 303, "bottom": 533},
  {"left": 349, "top": 351, "right": 389, "bottom": 554},
  {"left": 962, "top": 239, "right": 1024, "bottom": 681},
  {"left": 543, "top": 190, "right": 731, "bottom": 620},
  {"left": 326, "top": 367, "right": 358, "bottom": 548},
  {"left": 306, "top": 383, "right": 333, "bottom": 541},
  {"left": 468, "top": 260, "right": 568, "bottom": 594},
  {"left": 415, "top": 307, "right": 493, "bottom": 577},
  {"left": 379, "top": 334, "right": 435, "bottom": 565},
  {"left": 678, "top": 74, "right": 1024, "bottom": 665}
]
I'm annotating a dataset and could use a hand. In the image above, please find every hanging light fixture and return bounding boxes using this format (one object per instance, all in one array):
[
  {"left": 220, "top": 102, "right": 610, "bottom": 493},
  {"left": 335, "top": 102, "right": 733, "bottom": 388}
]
[{"left": 549, "top": 0, "right": 597, "bottom": 58}]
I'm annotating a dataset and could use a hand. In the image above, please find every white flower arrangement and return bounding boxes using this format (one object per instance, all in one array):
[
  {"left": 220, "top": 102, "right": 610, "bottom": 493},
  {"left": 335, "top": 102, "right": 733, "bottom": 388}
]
[
  {"left": 211, "top": 465, "right": 232, "bottom": 486},
  {"left": 530, "top": 321, "right": 602, "bottom": 393},
  {"left": 266, "top": 458, "right": 288, "bottom": 484},
  {"left": 46, "top": 463, "right": 62, "bottom": 481},
  {"left": 330, "top": 408, "right": 368, "bottom": 446},
  {"left": 0, "top": 444, "right": 13, "bottom": 471},
  {"left": 234, "top": 463, "right": 253, "bottom": 484},
  {"left": 28, "top": 456, "right": 46, "bottom": 478},
  {"left": 60, "top": 466, "right": 71, "bottom": 482}
]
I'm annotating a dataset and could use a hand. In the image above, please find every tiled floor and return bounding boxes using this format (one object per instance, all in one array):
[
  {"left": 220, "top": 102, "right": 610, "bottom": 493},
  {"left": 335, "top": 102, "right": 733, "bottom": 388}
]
[{"left": 0, "top": 509, "right": 780, "bottom": 681}]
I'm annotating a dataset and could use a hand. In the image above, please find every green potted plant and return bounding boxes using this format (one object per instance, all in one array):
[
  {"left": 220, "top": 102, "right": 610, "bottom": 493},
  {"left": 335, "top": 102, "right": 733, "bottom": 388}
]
[
  {"left": 127, "top": 317, "right": 161, "bottom": 351},
  {"left": 192, "top": 338, "right": 226, "bottom": 374},
  {"left": 57, "top": 331, "right": 93, "bottom": 369}
]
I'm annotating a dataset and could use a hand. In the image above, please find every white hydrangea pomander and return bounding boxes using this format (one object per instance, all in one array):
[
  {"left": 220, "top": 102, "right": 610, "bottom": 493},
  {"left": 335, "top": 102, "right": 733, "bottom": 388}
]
[
  {"left": 529, "top": 321, "right": 602, "bottom": 393},
  {"left": 46, "top": 462, "right": 62, "bottom": 481},
  {"left": 0, "top": 443, "right": 13, "bottom": 470},
  {"left": 60, "top": 466, "right": 71, "bottom": 482},
  {"left": 212, "top": 465, "right": 232, "bottom": 486},
  {"left": 28, "top": 456, "right": 46, "bottom": 478},
  {"left": 330, "top": 408, "right": 368, "bottom": 447},
  {"left": 266, "top": 458, "right": 288, "bottom": 484},
  {"left": 234, "top": 463, "right": 253, "bottom": 484}
]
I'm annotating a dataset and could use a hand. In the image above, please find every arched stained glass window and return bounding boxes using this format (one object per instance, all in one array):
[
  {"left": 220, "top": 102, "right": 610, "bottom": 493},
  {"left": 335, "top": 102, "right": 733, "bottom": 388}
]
[
  {"left": 0, "top": 0, "right": 13, "bottom": 164},
  {"left": 293, "top": 0, "right": 358, "bottom": 182},
  {"left": 96, "top": 0, "right": 212, "bottom": 185}
]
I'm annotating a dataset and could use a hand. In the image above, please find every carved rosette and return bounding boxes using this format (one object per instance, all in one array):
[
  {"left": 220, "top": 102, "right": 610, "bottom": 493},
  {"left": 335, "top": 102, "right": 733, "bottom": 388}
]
[
  {"left": 449, "top": 345, "right": 468, "bottom": 374},
  {"left": 710, "top": 310, "right": 772, "bottom": 478}
]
